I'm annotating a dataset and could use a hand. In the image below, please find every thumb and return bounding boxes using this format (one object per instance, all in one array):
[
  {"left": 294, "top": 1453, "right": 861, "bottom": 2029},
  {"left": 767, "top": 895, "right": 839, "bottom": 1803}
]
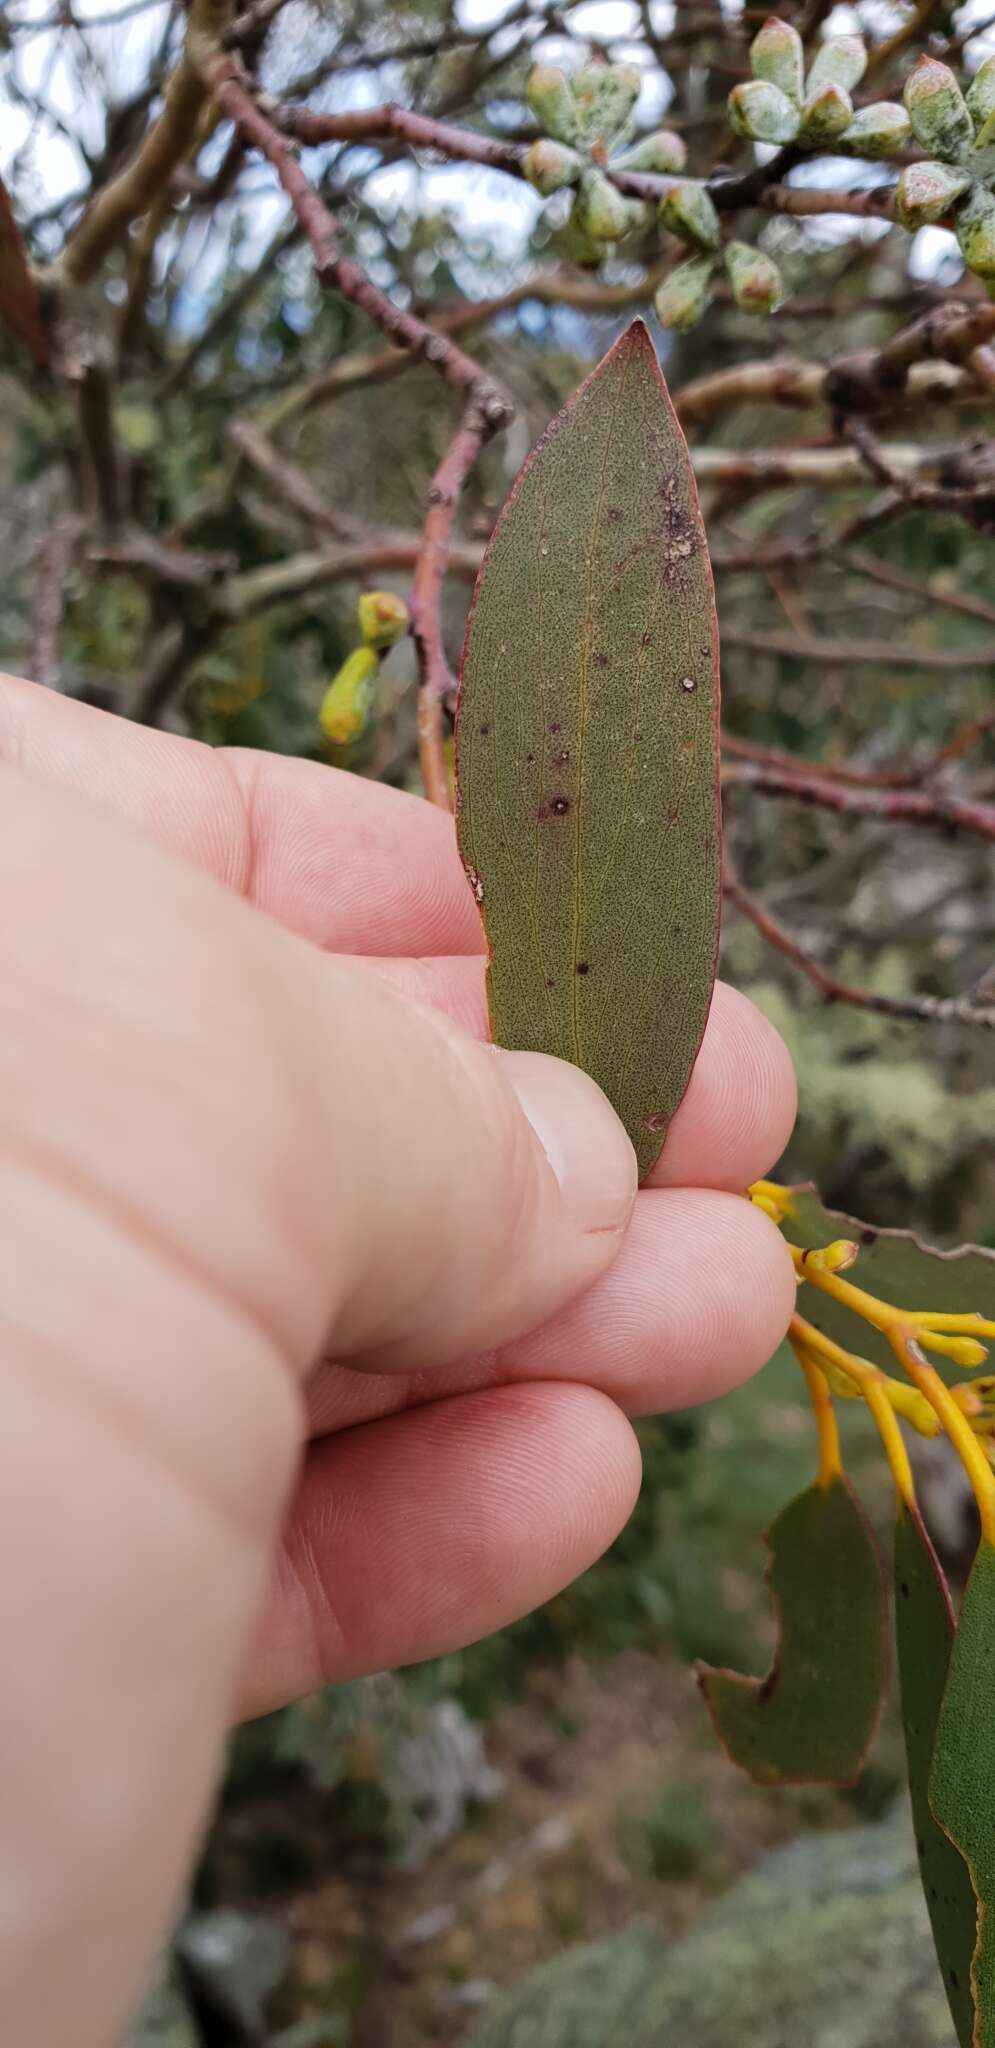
[{"left": 294, "top": 960, "right": 638, "bottom": 1374}]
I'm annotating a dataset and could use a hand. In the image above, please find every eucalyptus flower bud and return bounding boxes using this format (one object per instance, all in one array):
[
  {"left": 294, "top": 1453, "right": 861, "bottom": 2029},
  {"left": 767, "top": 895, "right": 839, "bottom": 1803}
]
[
  {"left": 840, "top": 101, "right": 912, "bottom": 158},
  {"left": 966, "top": 53, "right": 995, "bottom": 140},
  {"left": 575, "top": 166, "right": 631, "bottom": 241},
  {"left": 319, "top": 647, "right": 378, "bottom": 748},
  {"left": 724, "top": 239, "right": 783, "bottom": 313},
  {"left": 654, "top": 253, "right": 715, "bottom": 329},
  {"left": 895, "top": 157, "right": 971, "bottom": 229},
  {"left": 903, "top": 56, "right": 973, "bottom": 160},
  {"left": 357, "top": 590, "right": 409, "bottom": 649},
  {"left": 806, "top": 34, "right": 867, "bottom": 99},
  {"left": 613, "top": 127, "right": 687, "bottom": 174},
  {"left": 572, "top": 62, "right": 642, "bottom": 147},
  {"left": 799, "top": 81, "right": 854, "bottom": 145},
  {"left": 527, "top": 64, "right": 581, "bottom": 147},
  {"left": 659, "top": 177, "right": 721, "bottom": 250},
  {"left": 957, "top": 185, "right": 995, "bottom": 278},
  {"left": 523, "top": 138, "right": 584, "bottom": 195},
  {"left": 728, "top": 78, "right": 801, "bottom": 145},
  {"left": 750, "top": 17, "right": 804, "bottom": 107}
]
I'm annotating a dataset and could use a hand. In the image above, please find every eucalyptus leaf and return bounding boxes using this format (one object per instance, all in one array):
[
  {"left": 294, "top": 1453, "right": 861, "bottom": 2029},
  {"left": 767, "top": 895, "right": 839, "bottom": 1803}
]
[
  {"left": 931, "top": 1539, "right": 995, "bottom": 2048},
  {"left": 455, "top": 320, "right": 721, "bottom": 1180},
  {"left": 697, "top": 1476, "right": 888, "bottom": 1784},
  {"left": 894, "top": 1502, "right": 976, "bottom": 2048}
]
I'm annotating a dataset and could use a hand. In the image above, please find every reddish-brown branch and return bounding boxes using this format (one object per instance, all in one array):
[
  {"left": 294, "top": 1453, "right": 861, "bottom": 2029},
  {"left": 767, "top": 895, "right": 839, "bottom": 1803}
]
[
  {"left": 409, "top": 399, "right": 491, "bottom": 811},
  {"left": 725, "top": 759, "right": 995, "bottom": 844},
  {"left": 205, "top": 58, "right": 512, "bottom": 430},
  {"left": 724, "top": 857, "right": 995, "bottom": 1027},
  {"left": 0, "top": 174, "right": 49, "bottom": 366},
  {"left": 278, "top": 102, "right": 527, "bottom": 177}
]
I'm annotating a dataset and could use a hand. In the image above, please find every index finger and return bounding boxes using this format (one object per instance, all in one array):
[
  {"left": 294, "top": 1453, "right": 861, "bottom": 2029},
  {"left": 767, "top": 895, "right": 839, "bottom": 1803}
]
[{"left": 0, "top": 673, "right": 484, "bottom": 957}]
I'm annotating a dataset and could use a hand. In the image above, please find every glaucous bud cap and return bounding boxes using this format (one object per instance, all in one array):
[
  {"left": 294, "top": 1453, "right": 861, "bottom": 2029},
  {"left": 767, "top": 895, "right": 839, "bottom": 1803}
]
[
  {"left": 904, "top": 56, "right": 973, "bottom": 160},
  {"left": 654, "top": 253, "right": 715, "bottom": 329},
  {"left": 572, "top": 62, "right": 642, "bottom": 147},
  {"left": 729, "top": 78, "right": 801, "bottom": 144},
  {"left": 527, "top": 65, "right": 581, "bottom": 146},
  {"left": 658, "top": 177, "right": 721, "bottom": 250},
  {"left": 750, "top": 17, "right": 804, "bottom": 106},
  {"left": 357, "top": 590, "right": 409, "bottom": 649},
  {"left": 613, "top": 127, "right": 687, "bottom": 174},
  {"left": 966, "top": 53, "right": 995, "bottom": 139},
  {"left": 840, "top": 101, "right": 912, "bottom": 158},
  {"left": 523, "top": 138, "right": 583, "bottom": 195},
  {"left": 799, "top": 81, "right": 854, "bottom": 145},
  {"left": 575, "top": 166, "right": 631, "bottom": 241},
  {"left": 724, "top": 238, "right": 783, "bottom": 312},
  {"left": 895, "top": 157, "right": 971, "bottom": 228},
  {"left": 957, "top": 185, "right": 995, "bottom": 277},
  {"left": 806, "top": 34, "right": 867, "bottom": 98}
]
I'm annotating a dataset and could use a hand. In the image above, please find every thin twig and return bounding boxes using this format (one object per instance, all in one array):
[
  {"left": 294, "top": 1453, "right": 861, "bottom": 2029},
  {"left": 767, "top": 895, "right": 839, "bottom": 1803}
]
[
  {"left": 724, "top": 856, "right": 995, "bottom": 1027},
  {"left": 409, "top": 398, "right": 491, "bottom": 810}
]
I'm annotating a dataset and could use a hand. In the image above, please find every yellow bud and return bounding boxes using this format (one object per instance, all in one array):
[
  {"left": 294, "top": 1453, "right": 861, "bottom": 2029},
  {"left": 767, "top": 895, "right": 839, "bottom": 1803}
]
[
  {"left": 801, "top": 1238, "right": 859, "bottom": 1274},
  {"left": 319, "top": 645, "right": 378, "bottom": 747},
  {"left": 920, "top": 1331, "right": 990, "bottom": 1369},
  {"left": 357, "top": 590, "right": 410, "bottom": 649}
]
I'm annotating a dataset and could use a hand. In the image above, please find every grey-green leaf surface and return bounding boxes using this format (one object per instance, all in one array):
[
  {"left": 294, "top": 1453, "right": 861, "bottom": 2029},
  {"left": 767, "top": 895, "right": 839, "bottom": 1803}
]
[
  {"left": 455, "top": 319, "right": 721, "bottom": 1182},
  {"left": 894, "top": 1502, "right": 976, "bottom": 2048}
]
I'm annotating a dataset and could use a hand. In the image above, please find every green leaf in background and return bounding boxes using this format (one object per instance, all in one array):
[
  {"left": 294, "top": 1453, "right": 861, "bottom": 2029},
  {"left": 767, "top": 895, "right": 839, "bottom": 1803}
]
[
  {"left": 931, "top": 1539, "right": 995, "bottom": 2048},
  {"left": 696, "top": 1477, "right": 888, "bottom": 1784},
  {"left": 455, "top": 319, "right": 721, "bottom": 1182},
  {"left": 778, "top": 1185, "right": 995, "bottom": 1378},
  {"left": 894, "top": 1502, "right": 977, "bottom": 2048}
]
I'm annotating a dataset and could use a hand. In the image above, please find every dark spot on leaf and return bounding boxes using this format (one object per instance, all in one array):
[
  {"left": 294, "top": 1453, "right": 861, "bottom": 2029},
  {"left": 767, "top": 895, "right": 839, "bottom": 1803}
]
[
  {"left": 640, "top": 631, "right": 653, "bottom": 648},
  {"left": 594, "top": 652, "right": 609, "bottom": 669},
  {"left": 550, "top": 796, "right": 571, "bottom": 816},
  {"left": 607, "top": 506, "right": 624, "bottom": 521},
  {"left": 646, "top": 1111, "right": 667, "bottom": 1132},
  {"left": 545, "top": 977, "right": 556, "bottom": 989},
  {"left": 861, "top": 1227, "right": 878, "bottom": 1247},
  {"left": 555, "top": 749, "right": 570, "bottom": 764},
  {"left": 576, "top": 961, "right": 590, "bottom": 975},
  {"left": 950, "top": 1972, "right": 960, "bottom": 1990},
  {"left": 549, "top": 721, "right": 561, "bottom": 735},
  {"left": 680, "top": 675, "right": 696, "bottom": 693},
  {"left": 526, "top": 752, "right": 535, "bottom": 765},
  {"left": 633, "top": 732, "right": 642, "bottom": 743},
  {"left": 478, "top": 722, "right": 491, "bottom": 736},
  {"left": 899, "top": 1581, "right": 910, "bottom": 1600}
]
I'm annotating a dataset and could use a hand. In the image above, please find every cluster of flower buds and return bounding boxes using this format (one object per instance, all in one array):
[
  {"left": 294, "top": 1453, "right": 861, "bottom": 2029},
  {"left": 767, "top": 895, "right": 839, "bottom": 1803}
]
[
  {"left": 318, "top": 591, "right": 409, "bottom": 751},
  {"left": 728, "top": 17, "right": 910, "bottom": 157},
  {"left": 895, "top": 54, "right": 995, "bottom": 289},
  {"left": 655, "top": 234, "right": 782, "bottom": 328},
  {"left": 524, "top": 58, "right": 686, "bottom": 251}
]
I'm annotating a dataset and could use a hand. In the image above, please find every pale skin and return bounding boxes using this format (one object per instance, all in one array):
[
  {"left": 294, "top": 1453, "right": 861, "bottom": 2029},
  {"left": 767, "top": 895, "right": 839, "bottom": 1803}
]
[{"left": 0, "top": 673, "right": 797, "bottom": 2046}]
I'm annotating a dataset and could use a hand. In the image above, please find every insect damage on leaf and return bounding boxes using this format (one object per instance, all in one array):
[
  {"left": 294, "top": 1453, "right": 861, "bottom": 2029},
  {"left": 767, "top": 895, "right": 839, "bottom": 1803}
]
[
  {"left": 696, "top": 1476, "right": 889, "bottom": 1786},
  {"left": 455, "top": 319, "right": 721, "bottom": 1182}
]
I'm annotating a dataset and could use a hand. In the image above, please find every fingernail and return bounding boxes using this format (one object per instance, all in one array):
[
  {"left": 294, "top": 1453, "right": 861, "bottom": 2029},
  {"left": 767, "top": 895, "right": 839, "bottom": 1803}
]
[{"left": 498, "top": 1048, "right": 638, "bottom": 1235}]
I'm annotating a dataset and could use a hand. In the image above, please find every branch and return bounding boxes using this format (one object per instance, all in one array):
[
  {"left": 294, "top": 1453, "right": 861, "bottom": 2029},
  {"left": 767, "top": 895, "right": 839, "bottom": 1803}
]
[
  {"left": 409, "top": 398, "right": 491, "bottom": 810},
  {"left": 226, "top": 418, "right": 353, "bottom": 538},
  {"left": 202, "top": 57, "right": 513, "bottom": 429},
  {"left": 721, "top": 625, "right": 995, "bottom": 670},
  {"left": 57, "top": 0, "right": 232, "bottom": 286},
  {"left": 724, "top": 857, "right": 995, "bottom": 1029},
  {"left": 724, "top": 759, "right": 995, "bottom": 845},
  {"left": 0, "top": 173, "right": 49, "bottom": 366},
  {"left": 277, "top": 101, "right": 527, "bottom": 178},
  {"left": 29, "top": 516, "right": 79, "bottom": 689}
]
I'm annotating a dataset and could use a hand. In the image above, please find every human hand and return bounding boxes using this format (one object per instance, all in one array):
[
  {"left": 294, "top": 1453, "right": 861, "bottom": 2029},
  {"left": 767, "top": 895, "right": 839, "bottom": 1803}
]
[{"left": 0, "top": 674, "right": 795, "bottom": 2047}]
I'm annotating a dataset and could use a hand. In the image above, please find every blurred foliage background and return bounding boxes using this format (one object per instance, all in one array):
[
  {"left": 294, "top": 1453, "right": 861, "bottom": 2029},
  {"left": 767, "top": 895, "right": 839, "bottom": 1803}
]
[{"left": 2, "top": 0, "right": 995, "bottom": 2038}]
